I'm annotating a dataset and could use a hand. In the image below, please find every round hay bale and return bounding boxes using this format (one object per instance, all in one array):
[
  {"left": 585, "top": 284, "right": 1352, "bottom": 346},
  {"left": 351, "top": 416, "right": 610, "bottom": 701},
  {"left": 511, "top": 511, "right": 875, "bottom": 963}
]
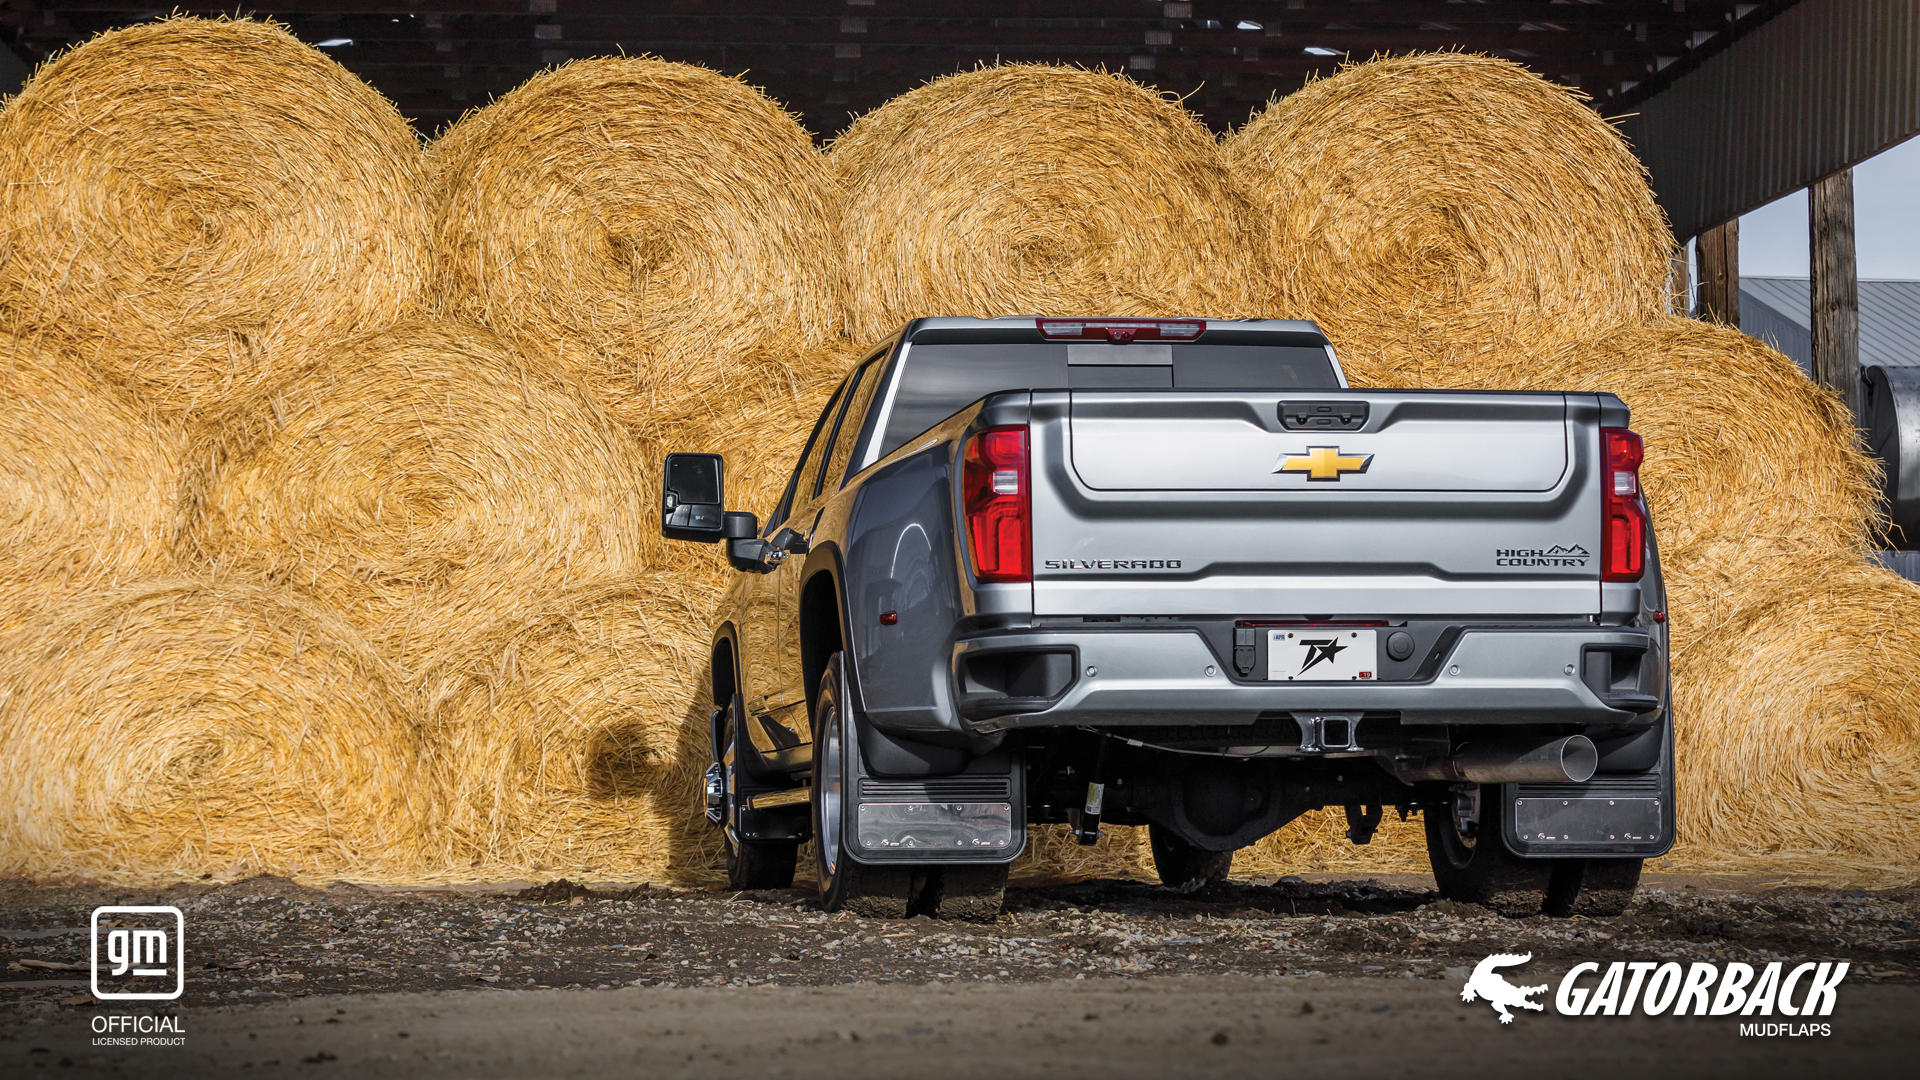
[
  {"left": 1534, "top": 317, "right": 1881, "bottom": 602},
  {"left": 1009, "top": 825, "right": 1152, "bottom": 885},
  {"left": 673, "top": 341, "right": 855, "bottom": 530},
  {"left": 1225, "top": 53, "right": 1672, "bottom": 377},
  {"left": 1345, "top": 315, "right": 1881, "bottom": 631},
  {"left": 417, "top": 576, "right": 724, "bottom": 881},
  {"left": 428, "top": 57, "right": 847, "bottom": 439},
  {"left": 1237, "top": 812, "right": 1427, "bottom": 878},
  {"left": 184, "top": 320, "right": 657, "bottom": 670},
  {"left": 0, "top": 17, "right": 431, "bottom": 418},
  {"left": 829, "top": 64, "right": 1266, "bottom": 343},
  {"left": 0, "top": 580, "right": 427, "bottom": 882},
  {"left": 1, "top": 334, "right": 182, "bottom": 585},
  {"left": 1670, "top": 562, "right": 1920, "bottom": 879}
]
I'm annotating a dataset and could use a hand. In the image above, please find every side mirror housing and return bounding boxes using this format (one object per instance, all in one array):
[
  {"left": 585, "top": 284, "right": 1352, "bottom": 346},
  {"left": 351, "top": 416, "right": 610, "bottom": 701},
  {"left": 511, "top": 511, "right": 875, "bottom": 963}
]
[{"left": 662, "top": 453, "right": 734, "bottom": 542}]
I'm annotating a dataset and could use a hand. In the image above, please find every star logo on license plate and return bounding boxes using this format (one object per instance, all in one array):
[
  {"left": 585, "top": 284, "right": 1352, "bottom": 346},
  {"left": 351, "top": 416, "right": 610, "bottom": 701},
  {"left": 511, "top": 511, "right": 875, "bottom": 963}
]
[{"left": 1296, "top": 637, "right": 1348, "bottom": 674}]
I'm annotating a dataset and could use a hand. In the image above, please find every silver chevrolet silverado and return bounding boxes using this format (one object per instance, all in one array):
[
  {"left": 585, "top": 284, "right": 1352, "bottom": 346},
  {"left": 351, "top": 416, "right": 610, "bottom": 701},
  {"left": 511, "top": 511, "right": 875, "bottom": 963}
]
[{"left": 661, "top": 317, "right": 1673, "bottom": 920}]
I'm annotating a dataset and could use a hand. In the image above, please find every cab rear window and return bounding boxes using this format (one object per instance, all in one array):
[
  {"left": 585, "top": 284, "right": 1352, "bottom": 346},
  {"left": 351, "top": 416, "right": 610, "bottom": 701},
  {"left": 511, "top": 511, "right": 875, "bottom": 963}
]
[{"left": 876, "top": 343, "right": 1338, "bottom": 458}]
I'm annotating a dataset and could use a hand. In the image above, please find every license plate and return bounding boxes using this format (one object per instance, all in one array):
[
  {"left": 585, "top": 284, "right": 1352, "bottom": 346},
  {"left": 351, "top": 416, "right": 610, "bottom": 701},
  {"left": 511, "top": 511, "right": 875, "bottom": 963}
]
[{"left": 1268, "top": 629, "right": 1378, "bottom": 681}]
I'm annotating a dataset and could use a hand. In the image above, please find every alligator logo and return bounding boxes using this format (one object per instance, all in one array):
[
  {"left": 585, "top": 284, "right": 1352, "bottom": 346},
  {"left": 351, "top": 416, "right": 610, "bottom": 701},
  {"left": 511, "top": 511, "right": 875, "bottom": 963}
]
[{"left": 1462, "top": 953, "right": 1549, "bottom": 1025}]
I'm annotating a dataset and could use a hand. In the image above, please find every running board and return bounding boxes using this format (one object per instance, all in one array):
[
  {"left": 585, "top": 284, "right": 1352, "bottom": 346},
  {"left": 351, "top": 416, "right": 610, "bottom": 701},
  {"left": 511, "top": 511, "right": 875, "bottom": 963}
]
[{"left": 746, "top": 787, "right": 811, "bottom": 811}]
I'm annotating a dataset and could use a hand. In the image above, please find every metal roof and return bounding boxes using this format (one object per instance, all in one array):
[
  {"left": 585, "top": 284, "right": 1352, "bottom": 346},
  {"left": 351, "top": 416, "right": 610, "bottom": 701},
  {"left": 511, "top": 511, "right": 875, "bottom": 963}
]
[
  {"left": 0, "top": 1, "right": 1797, "bottom": 139},
  {"left": 1622, "top": 0, "right": 1920, "bottom": 241},
  {"left": 1740, "top": 277, "right": 1920, "bottom": 369}
]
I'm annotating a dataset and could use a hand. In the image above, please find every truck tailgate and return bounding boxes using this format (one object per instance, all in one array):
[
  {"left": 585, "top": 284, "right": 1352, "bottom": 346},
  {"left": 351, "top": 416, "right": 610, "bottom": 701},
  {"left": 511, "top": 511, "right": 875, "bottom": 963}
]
[{"left": 1029, "top": 390, "right": 1603, "bottom": 618}]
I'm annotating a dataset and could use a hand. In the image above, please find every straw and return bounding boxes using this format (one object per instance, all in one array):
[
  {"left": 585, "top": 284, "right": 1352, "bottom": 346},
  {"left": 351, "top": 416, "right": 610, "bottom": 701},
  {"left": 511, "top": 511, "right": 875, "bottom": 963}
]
[
  {"left": 0, "top": 17, "right": 430, "bottom": 419},
  {"left": 1, "top": 334, "right": 182, "bottom": 586},
  {"left": 830, "top": 64, "right": 1267, "bottom": 342},
  {"left": 182, "top": 319, "right": 657, "bottom": 674},
  {"left": 0, "top": 580, "right": 429, "bottom": 882},
  {"left": 1226, "top": 53, "right": 1671, "bottom": 377},
  {"left": 428, "top": 56, "right": 849, "bottom": 443}
]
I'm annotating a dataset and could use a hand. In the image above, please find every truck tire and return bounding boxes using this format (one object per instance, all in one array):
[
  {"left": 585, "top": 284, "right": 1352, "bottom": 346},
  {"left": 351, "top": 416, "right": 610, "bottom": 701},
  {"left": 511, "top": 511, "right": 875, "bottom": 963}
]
[
  {"left": 1149, "top": 824, "right": 1233, "bottom": 893},
  {"left": 812, "top": 654, "right": 913, "bottom": 917},
  {"left": 1424, "top": 785, "right": 1553, "bottom": 917},
  {"left": 719, "top": 693, "right": 799, "bottom": 891},
  {"left": 1546, "top": 858, "right": 1644, "bottom": 917},
  {"left": 927, "top": 865, "right": 1008, "bottom": 922}
]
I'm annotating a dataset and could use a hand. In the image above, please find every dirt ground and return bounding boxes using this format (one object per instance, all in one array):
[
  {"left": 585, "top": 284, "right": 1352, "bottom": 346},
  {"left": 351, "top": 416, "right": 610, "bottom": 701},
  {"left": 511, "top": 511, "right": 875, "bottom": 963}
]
[{"left": 3, "top": 872, "right": 1916, "bottom": 1077}]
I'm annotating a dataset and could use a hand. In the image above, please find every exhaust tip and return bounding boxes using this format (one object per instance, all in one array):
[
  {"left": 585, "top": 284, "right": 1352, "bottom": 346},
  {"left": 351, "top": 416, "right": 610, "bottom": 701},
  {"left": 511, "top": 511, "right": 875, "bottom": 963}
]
[{"left": 1559, "top": 735, "right": 1599, "bottom": 783}]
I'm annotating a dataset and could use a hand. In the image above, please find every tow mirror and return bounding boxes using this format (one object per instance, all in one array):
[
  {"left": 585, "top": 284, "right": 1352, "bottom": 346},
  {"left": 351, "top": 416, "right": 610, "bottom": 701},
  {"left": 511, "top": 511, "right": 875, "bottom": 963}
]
[{"left": 661, "top": 453, "right": 757, "bottom": 543}]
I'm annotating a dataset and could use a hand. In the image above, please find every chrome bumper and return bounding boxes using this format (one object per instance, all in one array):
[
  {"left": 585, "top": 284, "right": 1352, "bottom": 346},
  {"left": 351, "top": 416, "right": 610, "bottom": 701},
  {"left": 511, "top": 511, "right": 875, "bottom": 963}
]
[{"left": 950, "top": 627, "right": 1660, "bottom": 732}]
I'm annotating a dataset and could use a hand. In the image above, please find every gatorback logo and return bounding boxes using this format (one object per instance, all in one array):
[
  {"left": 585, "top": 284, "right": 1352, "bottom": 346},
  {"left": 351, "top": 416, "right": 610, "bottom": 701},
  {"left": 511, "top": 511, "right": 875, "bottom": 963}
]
[
  {"left": 1495, "top": 545, "right": 1592, "bottom": 567},
  {"left": 1461, "top": 953, "right": 1849, "bottom": 1034},
  {"left": 1042, "top": 559, "right": 1183, "bottom": 571},
  {"left": 1462, "top": 954, "right": 1548, "bottom": 1023}
]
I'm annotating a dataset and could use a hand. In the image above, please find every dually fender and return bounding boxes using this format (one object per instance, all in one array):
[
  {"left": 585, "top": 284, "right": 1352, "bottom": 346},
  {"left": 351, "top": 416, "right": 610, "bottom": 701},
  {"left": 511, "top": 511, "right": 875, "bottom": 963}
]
[{"left": 838, "top": 449, "right": 971, "bottom": 739}]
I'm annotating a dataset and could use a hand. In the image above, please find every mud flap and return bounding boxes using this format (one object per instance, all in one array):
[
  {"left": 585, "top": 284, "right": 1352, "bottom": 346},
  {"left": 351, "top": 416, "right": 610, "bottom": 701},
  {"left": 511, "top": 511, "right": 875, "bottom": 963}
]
[
  {"left": 1501, "top": 713, "right": 1675, "bottom": 858},
  {"left": 842, "top": 719, "right": 1028, "bottom": 867}
]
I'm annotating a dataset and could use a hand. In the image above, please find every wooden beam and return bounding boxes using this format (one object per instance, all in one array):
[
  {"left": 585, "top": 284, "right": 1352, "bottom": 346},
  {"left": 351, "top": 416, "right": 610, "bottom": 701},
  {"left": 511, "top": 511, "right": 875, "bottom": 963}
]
[
  {"left": 1810, "top": 167, "right": 1862, "bottom": 426},
  {"left": 1669, "top": 242, "right": 1691, "bottom": 317},
  {"left": 1695, "top": 218, "right": 1738, "bottom": 326}
]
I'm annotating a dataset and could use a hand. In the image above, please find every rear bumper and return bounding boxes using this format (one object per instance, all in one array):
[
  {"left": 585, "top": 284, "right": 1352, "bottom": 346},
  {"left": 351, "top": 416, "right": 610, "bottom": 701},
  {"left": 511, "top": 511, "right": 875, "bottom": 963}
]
[{"left": 951, "top": 626, "right": 1662, "bottom": 732}]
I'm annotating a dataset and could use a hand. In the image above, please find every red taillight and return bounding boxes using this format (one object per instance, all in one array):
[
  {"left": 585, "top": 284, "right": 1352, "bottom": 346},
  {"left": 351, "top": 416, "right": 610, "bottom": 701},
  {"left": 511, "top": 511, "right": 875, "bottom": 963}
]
[
  {"left": 962, "top": 425, "right": 1030, "bottom": 583},
  {"left": 1602, "top": 427, "right": 1648, "bottom": 582},
  {"left": 1035, "top": 318, "right": 1204, "bottom": 343}
]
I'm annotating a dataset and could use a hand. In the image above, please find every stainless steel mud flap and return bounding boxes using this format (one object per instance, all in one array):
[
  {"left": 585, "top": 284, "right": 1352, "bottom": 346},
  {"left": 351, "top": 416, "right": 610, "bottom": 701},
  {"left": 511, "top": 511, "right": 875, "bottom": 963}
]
[
  {"left": 856, "top": 802, "right": 1016, "bottom": 853},
  {"left": 847, "top": 771, "right": 1026, "bottom": 864},
  {"left": 1502, "top": 777, "right": 1672, "bottom": 857}
]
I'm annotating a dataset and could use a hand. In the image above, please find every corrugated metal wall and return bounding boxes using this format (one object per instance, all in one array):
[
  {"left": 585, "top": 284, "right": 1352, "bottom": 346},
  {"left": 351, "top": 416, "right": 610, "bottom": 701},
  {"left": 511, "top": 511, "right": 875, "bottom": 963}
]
[
  {"left": 1623, "top": 0, "right": 1920, "bottom": 241},
  {"left": 1875, "top": 550, "right": 1920, "bottom": 583}
]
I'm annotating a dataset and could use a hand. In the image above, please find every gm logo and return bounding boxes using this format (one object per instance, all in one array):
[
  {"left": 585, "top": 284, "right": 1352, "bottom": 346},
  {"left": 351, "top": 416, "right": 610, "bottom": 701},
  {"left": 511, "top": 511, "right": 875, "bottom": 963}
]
[{"left": 91, "top": 906, "right": 184, "bottom": 1000}]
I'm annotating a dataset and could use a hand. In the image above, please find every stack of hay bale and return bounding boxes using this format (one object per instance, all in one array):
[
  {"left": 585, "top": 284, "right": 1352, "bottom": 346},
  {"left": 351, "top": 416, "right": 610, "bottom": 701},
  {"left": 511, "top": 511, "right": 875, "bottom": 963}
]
[
  {"left": 415, "top": 56, "right": 850, "bottom": 877},
  {"left": 2, "top": 20, "right": 1913, "bottom": 887},
  {"left": 1222, "top": 53, "right": 1920, "bottom": 879},
  {"left": 0, "top": 20, "right": 848, "bottom": 884},
  {"left": 0, "top": 18, "right": 440, "bottom": 882}
]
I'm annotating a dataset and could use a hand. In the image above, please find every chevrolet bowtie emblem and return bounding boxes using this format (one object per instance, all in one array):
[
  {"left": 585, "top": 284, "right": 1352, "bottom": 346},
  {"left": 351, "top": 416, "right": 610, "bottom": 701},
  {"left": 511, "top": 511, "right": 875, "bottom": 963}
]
[{"left": 1277, "top": 446, "right": 1373, "bottom": 481}]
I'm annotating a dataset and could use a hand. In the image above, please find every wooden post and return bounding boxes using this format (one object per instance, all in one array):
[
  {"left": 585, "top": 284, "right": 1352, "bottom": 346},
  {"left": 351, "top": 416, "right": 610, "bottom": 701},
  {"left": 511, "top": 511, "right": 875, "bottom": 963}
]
[
  {"left": 1696, "top": 218, "right": 1739, "bottom": 326},
  {"left": 1810, "top": 168, "right": 1862, "bottom": 427},
  {"left": 1669, "top": 243, "right": 1692, "bottom": 316}
]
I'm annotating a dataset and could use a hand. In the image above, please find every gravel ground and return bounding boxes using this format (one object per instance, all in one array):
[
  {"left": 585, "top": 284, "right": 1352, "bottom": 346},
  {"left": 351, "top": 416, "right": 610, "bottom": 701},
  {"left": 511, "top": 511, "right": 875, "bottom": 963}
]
[{"left": 2, "top": 872, "right": 1915, "bottom": 1076}]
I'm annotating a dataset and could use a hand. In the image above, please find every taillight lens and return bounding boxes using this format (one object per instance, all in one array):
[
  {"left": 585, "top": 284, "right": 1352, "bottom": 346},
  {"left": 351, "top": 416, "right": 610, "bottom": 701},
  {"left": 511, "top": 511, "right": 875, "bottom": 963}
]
[
  {"left": 962, "top": 425, "right": 1030, "bottom": 583},
  {"left": 1602, "top": 427, "right": 1648, "bottom": 582}
]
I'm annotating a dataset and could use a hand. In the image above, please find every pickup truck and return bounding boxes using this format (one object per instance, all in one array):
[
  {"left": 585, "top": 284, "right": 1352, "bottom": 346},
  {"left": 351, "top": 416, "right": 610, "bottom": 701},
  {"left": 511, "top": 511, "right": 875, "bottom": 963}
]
[{"left": 660, "top": 317, "right": 1673, "bottom": 920}]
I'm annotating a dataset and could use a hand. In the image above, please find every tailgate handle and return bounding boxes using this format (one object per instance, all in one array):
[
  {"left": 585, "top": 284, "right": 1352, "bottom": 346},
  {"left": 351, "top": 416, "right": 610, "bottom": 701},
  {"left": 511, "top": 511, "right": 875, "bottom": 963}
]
[{"left": 1281, "top": 400, "right": 1369, "bottom": 431}]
